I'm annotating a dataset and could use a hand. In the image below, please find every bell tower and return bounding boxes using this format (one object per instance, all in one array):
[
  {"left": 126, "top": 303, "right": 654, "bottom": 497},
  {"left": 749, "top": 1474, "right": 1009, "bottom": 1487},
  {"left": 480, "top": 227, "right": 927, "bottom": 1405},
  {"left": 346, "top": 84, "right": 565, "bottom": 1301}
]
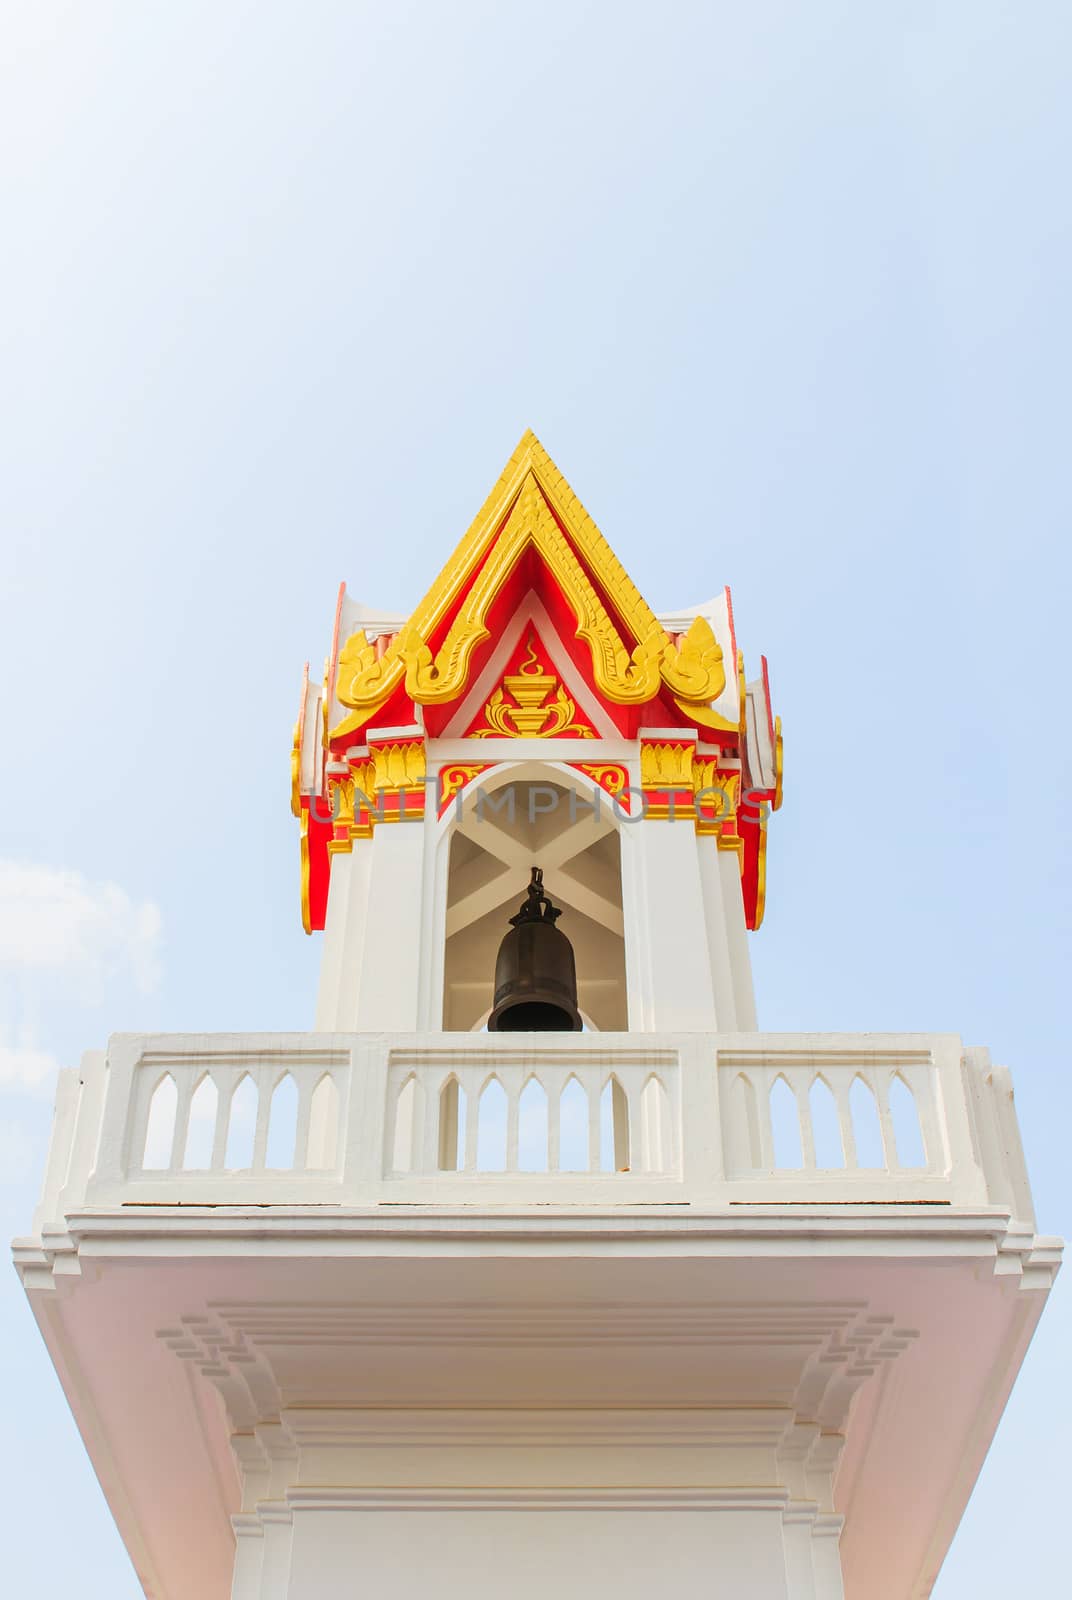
[
  {"left": 16, "top": 433, "right": 1060, "bottom": 1600},
  {"left": 299, "top": 430, "right": 779, "bottom": 1036}
]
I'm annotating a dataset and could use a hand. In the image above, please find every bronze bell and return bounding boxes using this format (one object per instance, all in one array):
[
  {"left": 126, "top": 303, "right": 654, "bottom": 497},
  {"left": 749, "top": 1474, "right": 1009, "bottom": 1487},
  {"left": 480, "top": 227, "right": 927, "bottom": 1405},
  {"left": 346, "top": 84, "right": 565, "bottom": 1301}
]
[{"left": 487, "top": 867, "right": 582, "bottom": 1032}]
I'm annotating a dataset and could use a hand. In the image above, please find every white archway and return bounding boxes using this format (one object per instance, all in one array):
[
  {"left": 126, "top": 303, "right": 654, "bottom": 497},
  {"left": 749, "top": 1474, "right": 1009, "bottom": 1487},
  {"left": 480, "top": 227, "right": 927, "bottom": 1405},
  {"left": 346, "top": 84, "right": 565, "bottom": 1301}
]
[{"left": 437, "top": 762, "right": 628, "bottom": 1031}]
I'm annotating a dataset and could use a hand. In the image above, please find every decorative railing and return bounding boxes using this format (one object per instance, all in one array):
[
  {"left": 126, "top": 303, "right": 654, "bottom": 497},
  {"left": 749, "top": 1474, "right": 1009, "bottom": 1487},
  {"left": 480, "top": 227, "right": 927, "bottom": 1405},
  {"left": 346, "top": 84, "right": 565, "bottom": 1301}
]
[{"left": 32, "top": 1032, "right": 1037, "bottom": 1226}]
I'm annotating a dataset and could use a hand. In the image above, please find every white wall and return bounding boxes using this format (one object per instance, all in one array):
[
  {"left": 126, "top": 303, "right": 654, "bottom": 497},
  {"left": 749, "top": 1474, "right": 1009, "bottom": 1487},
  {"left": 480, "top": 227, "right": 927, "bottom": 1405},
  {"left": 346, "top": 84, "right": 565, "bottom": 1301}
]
[{"left": 283, "top": 1507, "right": 795, "bottom": 1600}]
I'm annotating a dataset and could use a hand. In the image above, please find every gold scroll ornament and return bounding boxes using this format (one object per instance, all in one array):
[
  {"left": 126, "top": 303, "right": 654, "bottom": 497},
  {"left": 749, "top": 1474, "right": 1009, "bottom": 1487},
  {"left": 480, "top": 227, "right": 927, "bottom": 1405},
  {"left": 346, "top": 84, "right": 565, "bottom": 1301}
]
[
  {"left": 471, "top": 633, "right": 596, "bottom": 739},
  {"left": 438, "top": 762, "right": 490, "bottom": 816}
]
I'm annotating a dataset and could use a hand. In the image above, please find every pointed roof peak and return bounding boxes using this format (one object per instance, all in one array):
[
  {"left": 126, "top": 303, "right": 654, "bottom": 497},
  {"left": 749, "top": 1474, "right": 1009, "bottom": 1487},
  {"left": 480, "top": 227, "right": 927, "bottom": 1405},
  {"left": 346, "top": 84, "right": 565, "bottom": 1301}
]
[{"left": 329, "top": 433, "right": 734, "bottom": 739}]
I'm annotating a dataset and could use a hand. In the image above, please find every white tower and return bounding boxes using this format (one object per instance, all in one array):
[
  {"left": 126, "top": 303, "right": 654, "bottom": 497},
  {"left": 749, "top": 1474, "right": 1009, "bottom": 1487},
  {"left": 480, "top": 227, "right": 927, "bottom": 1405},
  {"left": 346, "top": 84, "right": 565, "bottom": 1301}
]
[{"left": 16, "top": 433, "right": 1061, "bottom": 1599}]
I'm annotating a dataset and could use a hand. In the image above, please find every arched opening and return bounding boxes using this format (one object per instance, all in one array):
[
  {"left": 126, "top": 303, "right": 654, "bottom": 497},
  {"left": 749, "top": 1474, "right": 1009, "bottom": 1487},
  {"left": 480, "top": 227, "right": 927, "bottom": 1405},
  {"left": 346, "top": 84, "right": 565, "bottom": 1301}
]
[
  {"left": 477, "top": 1076, "right": 508, "bottom": 1171},
  {"left": 889, "top": 1074, "right": 926, "bottom": 1168},
  {"left": 441, "top": 768, "right": 627, "bottom": 1031},
  {"left": 850, "top": 1075, "right": 885, "bottom": 1169},
  {"left": 392, "top": 1074, "right": 424, "bottom": 1173},
  {"left": 182, "top": 1074, "right": 218, "bottom": 1170},
  {"left": 143, "top": 1073, "right": 178, "bottom": 1170},
  {"left": 731, "top": 1072, "right": 761, "bottom": 1170},
  {"left": 558, "top": 1075, "right": 589, "bottom": 1171},
  {"left": 224, "top": 1074, "right": 258, "bottom": 1170},
  {"left": 809, "top": 1075, "right": 844, "bottom": 1169},
  {"left": 265, "top": 1073, "right": 299, "bottom": 1169},
  {"left": 307, "top": 1072, "right": 339, "bottom": 1170},
  {"left": 769, "top": 1075, "right": 802, "bottom": 1170},
  {"left": 518, "top": 1077, "right": 549, "bottom": 1172}
]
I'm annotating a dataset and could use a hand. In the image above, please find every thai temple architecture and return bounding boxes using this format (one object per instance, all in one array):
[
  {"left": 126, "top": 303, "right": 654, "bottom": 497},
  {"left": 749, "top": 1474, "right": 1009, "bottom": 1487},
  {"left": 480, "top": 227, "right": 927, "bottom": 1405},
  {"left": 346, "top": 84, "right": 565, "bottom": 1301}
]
[{"left": 15, "top": 432, "right": 1060, "bottom": 1598}]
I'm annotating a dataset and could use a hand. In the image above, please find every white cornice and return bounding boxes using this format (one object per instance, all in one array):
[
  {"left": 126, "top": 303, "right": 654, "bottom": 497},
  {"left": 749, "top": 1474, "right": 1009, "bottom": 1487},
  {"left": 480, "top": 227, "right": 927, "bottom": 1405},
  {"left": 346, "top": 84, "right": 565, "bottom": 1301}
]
[
  {"left": 159, "top": 1292, "right": 916, "bottom": 1449},
  {"left": 277, "top": 1406, "right": 796, "bottom": 1449},
  {"left": 17, "top": 1209, "right": 1061, "bottom": 1299},
  {"left": 283, "top": 1486, "right": 793, "bottom": 1512}
]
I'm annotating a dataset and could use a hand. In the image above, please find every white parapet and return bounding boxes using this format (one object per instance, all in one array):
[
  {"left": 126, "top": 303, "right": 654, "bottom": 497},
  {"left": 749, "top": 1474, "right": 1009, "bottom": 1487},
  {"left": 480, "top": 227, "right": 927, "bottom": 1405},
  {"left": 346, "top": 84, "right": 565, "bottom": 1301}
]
[{"left": 30, "top": 1030, "right": 1040, "bottom": 1221}]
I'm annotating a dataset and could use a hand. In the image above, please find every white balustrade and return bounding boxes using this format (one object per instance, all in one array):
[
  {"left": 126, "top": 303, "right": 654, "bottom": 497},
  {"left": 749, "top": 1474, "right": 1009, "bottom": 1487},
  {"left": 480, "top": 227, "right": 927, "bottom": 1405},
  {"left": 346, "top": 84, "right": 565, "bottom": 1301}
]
[
  {"left": 76, "top": 1042, "right": 352, "bottom": 1206},
  {"left": 716, "top": 1040, "right": 987, "bottom": 1204},
  {"left": 135, "top": 1058, "right": 344, "bottom": 1179},
  {"left": 384, "top": 1053, "right": 676, "bottom": 1184},
  {"left": 32, "top": 1032, "right": 1034, "bottom": 1220}
]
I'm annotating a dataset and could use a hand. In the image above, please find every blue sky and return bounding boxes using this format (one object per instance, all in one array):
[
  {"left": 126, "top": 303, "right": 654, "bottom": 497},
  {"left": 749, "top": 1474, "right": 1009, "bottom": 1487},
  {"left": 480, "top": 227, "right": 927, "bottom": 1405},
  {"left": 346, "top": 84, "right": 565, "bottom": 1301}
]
[{"left": 1, "top": 3, "right": 1068, "bottom": 1593}]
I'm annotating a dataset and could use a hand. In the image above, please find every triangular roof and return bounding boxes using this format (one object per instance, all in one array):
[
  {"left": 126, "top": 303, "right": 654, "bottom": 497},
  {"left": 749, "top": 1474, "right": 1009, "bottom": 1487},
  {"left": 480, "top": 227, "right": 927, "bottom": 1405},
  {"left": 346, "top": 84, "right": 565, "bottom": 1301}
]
[{"left": 330, "top": 430, "right": 734, "bottom": 742}]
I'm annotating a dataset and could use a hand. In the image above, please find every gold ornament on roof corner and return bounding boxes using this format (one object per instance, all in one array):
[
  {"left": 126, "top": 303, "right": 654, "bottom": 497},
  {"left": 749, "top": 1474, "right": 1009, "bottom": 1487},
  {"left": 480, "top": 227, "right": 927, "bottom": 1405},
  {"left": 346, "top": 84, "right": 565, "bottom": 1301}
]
[
  {"left": 660, "top": 615, "right": 727, "bottom": 703},
  {"left": 336, "top": 629, "right": 382, "bottom": 706},
  {"left": 472, "top": 633, "right": 597, "bottom": 740},
  {"left": 290, "top": 721, "right": 303, "bottom": 819},
  {"left": 291, "top": 661, "right": 311, "bottom": 819}
]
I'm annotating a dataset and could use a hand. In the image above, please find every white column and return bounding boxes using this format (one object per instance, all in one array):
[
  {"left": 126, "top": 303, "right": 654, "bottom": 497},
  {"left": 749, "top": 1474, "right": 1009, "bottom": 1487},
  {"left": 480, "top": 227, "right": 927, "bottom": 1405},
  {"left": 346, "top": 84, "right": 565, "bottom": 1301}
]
[
  {"left": 719, "top": 845, "right": 758, "bottom": 1029},
  {"left": 354, "top": 822, "right": 426, "bottom": 1030},
  {"left": 313, "top": 853, "right": 349, "bottom": 1029},
  {"left": 623, "top": 816, "right": 719, "bottom": 1031},
  {"left": 697, "top": 841, "right": 744, "bottom": 1029},
  {"left": 314, "top": 845, "right": 372, "bottom": 1031},
  {"left": 229, "top": 1519, "right": 265, "bottom": 1600},
  {"left": 810, "top": 1520, "right": 847, "bottom": 1599}
]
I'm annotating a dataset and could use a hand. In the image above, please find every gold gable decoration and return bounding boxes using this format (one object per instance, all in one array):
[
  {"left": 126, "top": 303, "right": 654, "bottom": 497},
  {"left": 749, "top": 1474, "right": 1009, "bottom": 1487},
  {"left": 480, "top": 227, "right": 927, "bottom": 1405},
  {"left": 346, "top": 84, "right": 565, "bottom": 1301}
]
[
  {"left": 470, "top": 632, "right": 597, "bottom": 739},
  {"left": 331, "top": 432, "right": 733, "bottom": 739}
]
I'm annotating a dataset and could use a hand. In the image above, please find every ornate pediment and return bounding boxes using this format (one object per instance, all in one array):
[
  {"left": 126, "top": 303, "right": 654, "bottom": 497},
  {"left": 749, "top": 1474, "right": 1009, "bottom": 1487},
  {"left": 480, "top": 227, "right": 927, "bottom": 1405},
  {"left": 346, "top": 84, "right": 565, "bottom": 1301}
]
[
  {"left": 329, "top": 431, "right": 732, "bottom": 741},
  {"left": 294, "top": 433, "right": 782, "bottom": 935}
]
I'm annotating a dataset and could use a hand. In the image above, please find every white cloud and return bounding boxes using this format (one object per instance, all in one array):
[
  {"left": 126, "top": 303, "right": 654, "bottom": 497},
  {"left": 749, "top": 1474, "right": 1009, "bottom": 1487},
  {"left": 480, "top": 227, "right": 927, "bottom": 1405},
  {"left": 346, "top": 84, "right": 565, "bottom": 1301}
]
[
  {"left": 0, "top": 1041, "right": 59, "bottom": 1090},
  {"left": 0, "top": 860, "right": 162, "bottom": 999}
]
